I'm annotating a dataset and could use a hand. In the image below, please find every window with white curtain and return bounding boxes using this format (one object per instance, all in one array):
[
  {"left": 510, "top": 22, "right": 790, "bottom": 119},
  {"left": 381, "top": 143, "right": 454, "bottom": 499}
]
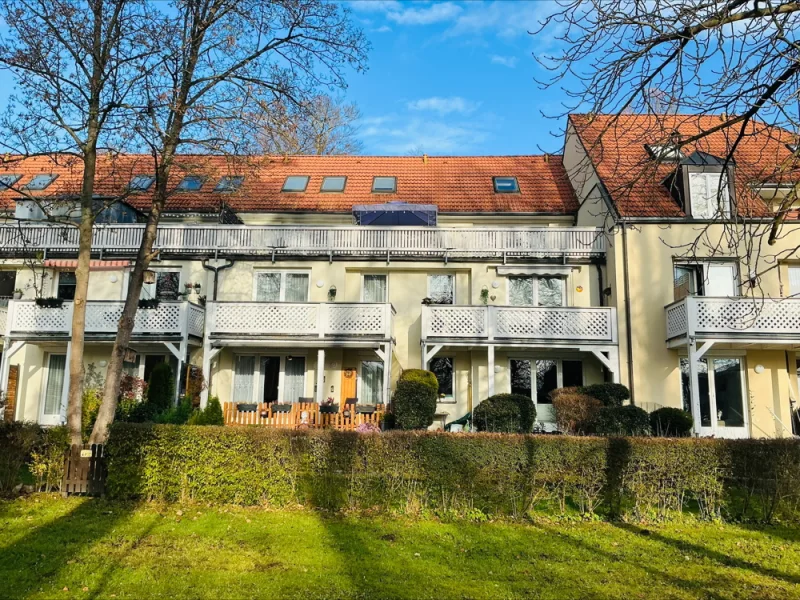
[
  {"left": 43, "top": 354, "right": 67, "bottom": 416},
  {"left": 428, "top": 274, "right": 454, "bottom": 304},
  {"left": 254, "top": 271, "right": 309, "bottom": 302},
  {"left": 233, "top": 355, "right": 256, "bottom": 403},
  {"left": 361, "top": 360, "right": 384, "bottom": 405},
  {"left": 508, "top": 276, "right": 564, "bottom": 307},
  {"left": 362, "top": 274, "right": 387, "bottom": 303},
  {"left": 283, "top": 356, "right": 306, "bottom": 403},
  {"left": 789, "top": 266, "right": 800, "bottom": 297},
  {"left": 689, "top": 172, "right": 730, "bottom": 218}
]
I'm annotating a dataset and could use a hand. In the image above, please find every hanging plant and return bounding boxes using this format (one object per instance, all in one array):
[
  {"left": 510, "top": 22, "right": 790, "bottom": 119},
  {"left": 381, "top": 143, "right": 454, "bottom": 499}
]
[
  {"left": 138, "top": 298, "right": 160, "bottom": 310},
  {"left": 480, "top": 287, "right": 489, "bottom": 305},
  {"left": 35, "top": 297, "right": 64, "bottom": 308}
]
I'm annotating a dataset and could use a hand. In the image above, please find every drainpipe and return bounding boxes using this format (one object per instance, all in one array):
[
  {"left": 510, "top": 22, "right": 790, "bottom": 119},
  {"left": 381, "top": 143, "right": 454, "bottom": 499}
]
[
  {"left": 595, "top": 263, "right": 604, "bottom": 307},
  {"left": 201, "top": 258, "right": 234, "bottom": 301},
  {"left": 620, "top": 223, "right": 636, "bottom": 402}
]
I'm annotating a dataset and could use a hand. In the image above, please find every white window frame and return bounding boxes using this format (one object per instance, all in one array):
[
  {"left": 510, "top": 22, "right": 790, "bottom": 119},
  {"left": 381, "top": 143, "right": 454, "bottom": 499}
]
[
  {"left": 427, "top": 273, "right": 456, "bottom": 304},
  {"left": 508, "top": 356, "right": 584, "bottom": 405},
  {"left": 360, "top": 273, "right": 388, "bottom": 303},
  {"left": 357, "top": 359, "right": 385, "bottom": 405},
  {"left": 506, "top": 275, "right": 567, "bottom": 307},
  {"left": 429, "top": 355, "right": 455, "bottom": 403},
  {"left": 252, "top": 270, "right": 311, "bottom": 302},
  {"left": 231, "top": 352, "right": 309, "bottom": 403},
  {"left": 39, "top": 352, "right": 67, "bottom": 426},
  {"left": 673, "top": 261, "right": 739, "bottom": 298},
  {"left": 55, "top": 270, "right": 77, "bottom": 300},
  {"left": 788, "top": 265, "right": 800, "bottom": 298},
  {"left": 688, "top": 171, "right": 730, "bottom": 219}
]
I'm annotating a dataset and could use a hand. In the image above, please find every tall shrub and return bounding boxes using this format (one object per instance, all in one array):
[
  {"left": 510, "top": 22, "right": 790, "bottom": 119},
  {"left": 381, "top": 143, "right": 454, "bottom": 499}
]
[
  {"left": 146, "top": 362, "right": 175, "bottom": 412},
  {"left": 399, "top": 369, "right": 439, "bottom": 392},
  {"left": 473, "top": 394, "right": 536, "bottom": 433},
  {"left": 581, "top": 383, "right": 630, "bottom": 407},
  {"left": 392, "top": 377, "right": 437, "bottom": 430},
  {"left": 551, "top": 388, "right": 601, "bottom": 434},
  {"left": 595, "top": 405, "right": 651, "bottom": 436},
  {"left": 0, "top": 422, "right": 40, "bottom": 494},
  {"left": 650, "top": 407, "right": 694, "bottom": 437}
]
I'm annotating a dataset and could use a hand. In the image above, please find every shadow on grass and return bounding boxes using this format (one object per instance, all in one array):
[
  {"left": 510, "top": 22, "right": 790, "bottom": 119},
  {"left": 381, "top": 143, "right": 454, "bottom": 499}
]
[
  {"left": 612, "top": 521, "right": 800, "bottom": 586},
  {"left": 0, "top": 498, "right": 141, "bottom": 599}
]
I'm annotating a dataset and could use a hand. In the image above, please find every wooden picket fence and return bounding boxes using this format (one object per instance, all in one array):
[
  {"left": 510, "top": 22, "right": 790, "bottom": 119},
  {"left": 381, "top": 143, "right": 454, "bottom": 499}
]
[
  {"left": 223, "top": 402, "right": 385, "bottom": 431},
  {"left": 62, "top": 444, "right": 106, "bottom": 497}
]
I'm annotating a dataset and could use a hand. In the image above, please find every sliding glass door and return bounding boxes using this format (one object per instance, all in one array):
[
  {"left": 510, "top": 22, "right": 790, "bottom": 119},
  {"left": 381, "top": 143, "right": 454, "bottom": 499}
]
[
  {"left": 40, "top": 354, "right": 67, "bottom": 426},
  {"left": 680, "top": 357, "right": 748, "bottom": 438}
]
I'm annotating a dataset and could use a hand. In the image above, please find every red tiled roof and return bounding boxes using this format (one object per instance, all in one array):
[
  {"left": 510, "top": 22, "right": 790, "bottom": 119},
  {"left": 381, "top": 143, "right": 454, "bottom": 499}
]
[
  {"left": 0, "top": 153, "right": 578, "bottom": 215},
  {"left": 569, "top": 113, "right": 800, "bottom": 218}
]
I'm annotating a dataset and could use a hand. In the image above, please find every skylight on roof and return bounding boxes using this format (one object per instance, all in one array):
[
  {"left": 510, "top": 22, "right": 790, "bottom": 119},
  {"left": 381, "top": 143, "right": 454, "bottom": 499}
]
[
  {"left": 493, "top": 176, "right": 519, "bottom": 193},
  {"left": 0, "top": 174, "right": 22, "bottom": 190},
  {"left": 23, "top": 174, "right": 58, "bottom": 191},
  {"left": 215, "top": 175, "right": 244, "bottom": 192},
  {"left": 128, "top": 175, "right": 155, "bottom": 191},
  {"left": 177, "top": 175, "right": 205, "bottom": 191},
  {"left": 282, "top": 175, "right": 310, "bottom": 192},
  {"left": 372, "top": 176, "right": 397, "bottom": 193},
  {"left": 645, "top": 143, "right": 684, "bottom": 161},
  {"left": 321, "top": 176, "right": 346, "bottom": 192}
]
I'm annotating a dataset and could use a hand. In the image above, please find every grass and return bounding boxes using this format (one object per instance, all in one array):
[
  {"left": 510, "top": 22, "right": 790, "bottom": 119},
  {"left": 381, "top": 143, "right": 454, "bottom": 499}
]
[{"left": 1, "top": 497, "right": 799, "bottom": 599}]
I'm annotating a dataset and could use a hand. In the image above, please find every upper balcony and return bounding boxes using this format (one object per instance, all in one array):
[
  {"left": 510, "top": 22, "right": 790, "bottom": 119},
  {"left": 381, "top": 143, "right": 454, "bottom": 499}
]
[
  {"left": 206, "top": 302, "right": 394, "bottom": 345},
  {"left": 665, "top": 296, "right": 800, "bottom": 346},
  {"left": 421, "top": 304, "right": 617, "bottom": 346},
  {"left": 0, "top": 224, "right": 606, "bottom": 262},
  {"left": 0, "top": 300, "right": 204, "bottom": 341}
]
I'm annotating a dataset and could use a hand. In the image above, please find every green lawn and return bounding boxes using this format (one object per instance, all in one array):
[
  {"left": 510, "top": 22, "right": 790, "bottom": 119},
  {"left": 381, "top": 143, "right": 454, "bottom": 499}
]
[{"left": 1, "top": 497, "right": 799, "bottom": 599}]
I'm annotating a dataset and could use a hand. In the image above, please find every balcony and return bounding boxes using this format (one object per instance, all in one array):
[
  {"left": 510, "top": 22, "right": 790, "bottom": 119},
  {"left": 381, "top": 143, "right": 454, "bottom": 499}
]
[
  {"left": 421, "top": 304, "right": 617, "bottom": 345},
  {"left": 0, "top": 224, "right": 606, "bottom": 261},
  {"left": 665, "top": 296, "right": 800, "bottom": 345},
  {"left": 206, "top": 302, "right": 394, "bottom": 343},
  {"left": 1, "top": 300, "right": 204, "bottom": 340}
]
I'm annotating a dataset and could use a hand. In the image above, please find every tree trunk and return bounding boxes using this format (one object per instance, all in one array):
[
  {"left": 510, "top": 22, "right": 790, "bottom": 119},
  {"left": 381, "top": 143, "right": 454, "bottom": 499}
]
[{"left": 66, "top": 152, "right": 97, "bottom": 446}]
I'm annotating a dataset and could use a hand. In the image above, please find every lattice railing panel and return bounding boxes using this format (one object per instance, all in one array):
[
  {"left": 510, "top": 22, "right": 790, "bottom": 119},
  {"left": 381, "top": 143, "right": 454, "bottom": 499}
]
[
  {"left": 11, "top": 303, "right": 69, "bottom": 332},
  {"left": 426, "top": 306, "right": 487, "bottom": 337},
  {"left": 213, "top": 303, "right": 319, "bottom": 335},
  {"left": 495, "top": 307, "right": 613, "bottom": 341},
  {"left": 665, "top": 302, "right": 688, "bottom": 339},
  {"left": 187, "top": 304, "right": 205, "bottom": 337},
  {"left": 133, "top": 304, "right": 182, "bottom": 334},
  {"left": 0, "top": 306, "right": 7, "bottom": 335},
  {"left": 326, "top": 304, "right": 387, "bottom": 336},
  {"left": 692, "top": 297, "right": 800, "bottom": 334}
]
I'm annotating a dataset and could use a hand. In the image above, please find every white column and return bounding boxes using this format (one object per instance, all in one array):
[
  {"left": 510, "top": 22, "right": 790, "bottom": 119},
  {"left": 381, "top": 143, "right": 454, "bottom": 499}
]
[
  {"left": 487, "top": 345, "right": 495, "bottom": 397},
  {"left": 200, "top": 302, "right": 215, "bottom": 408},
  {"left": 316, "top": 348, "right": 325, "bottom": 403},
  {"left": 687, "top": 339, "right": 702, "bottom": 436},
  {"left": 382, "top": 342, "right": 392, "bottom": 405},
  {"left": 59, "top": 341, "right": 72, "bottom": 423}
]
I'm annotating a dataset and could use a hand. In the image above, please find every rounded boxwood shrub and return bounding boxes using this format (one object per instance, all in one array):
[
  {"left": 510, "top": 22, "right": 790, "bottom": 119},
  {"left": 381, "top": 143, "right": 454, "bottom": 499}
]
[
  {"left": 594, "top": 405, "right": 650, "bottom": 436},
  {"left": 580, "top": 383, "right": 630, "bottom": 407},
  {"left": 392, "top": 377, "right": 437, "bottom": 430},
  {"left": 650, "top": 407, "right": 694, "bottom": 437},
  {"left": 473, "top": 393, "right": 536, "bottom": 433},
  {"left": 399, "top": 369, "right": 439, "bottom": 393}
]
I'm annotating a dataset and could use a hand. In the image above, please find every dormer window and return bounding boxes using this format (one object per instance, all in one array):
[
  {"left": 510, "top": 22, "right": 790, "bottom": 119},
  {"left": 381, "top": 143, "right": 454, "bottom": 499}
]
[
  {"left": 688, "top": 172, "right": 730, "bottom": 219},
  {"left": 645, "top": 143, "right": 683, "bottom": 162}
]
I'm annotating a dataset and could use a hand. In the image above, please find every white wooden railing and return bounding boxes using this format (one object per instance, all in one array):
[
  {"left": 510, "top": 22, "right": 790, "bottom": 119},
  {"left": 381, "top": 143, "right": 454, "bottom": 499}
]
[
  {"left": 2, "top": 300, "right": 204, "bottom": 338},
  {"left": 207, "top": 302, "right": 394, "bottom": 339},
  {"left": 421, "top": 305, "right": 617, "bottom": 343},
  {"left": 0, "top": 224, "right": 605, "bottom": 259},
  {"left": 666, "top": 296, "right": 800, "bottom": 340}
]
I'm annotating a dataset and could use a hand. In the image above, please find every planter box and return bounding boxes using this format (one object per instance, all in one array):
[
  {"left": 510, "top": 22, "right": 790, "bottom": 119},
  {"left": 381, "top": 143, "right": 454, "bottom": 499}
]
[
  {"left": 271, "top": 403, "right": 292, "bottom": 413},
  {"left": 356, "top": 405, "right": 377, "bottom": 414},
  {"left": 320, "top": 404, "right": 339, "bottom": 414},
  {"left": 236, "top": 403, "right": 257, "bottom": 413}
]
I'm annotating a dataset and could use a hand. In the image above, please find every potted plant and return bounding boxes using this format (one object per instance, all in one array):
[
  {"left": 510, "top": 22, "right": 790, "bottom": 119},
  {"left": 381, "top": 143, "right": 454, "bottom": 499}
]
[
  {"left": 356, "top": 404, "right": 376, "bottom": 414},
  {"left": 236, "top": 403, "right": 257, "bottom": 413},
  {"left": 320, "top": 397, "right": 338, "bottom": 413},
  {"left": 35, "top": 297, "right": 64, "bottom": 308},
  {"left": 138, "top": 298, "right": 160, "bottom": 309},
  {"left": 272, "top": 403, "right": 292, "bottom": 413},
  {"left": 12, "top": 289, "right": 22, "bottom": 300}
]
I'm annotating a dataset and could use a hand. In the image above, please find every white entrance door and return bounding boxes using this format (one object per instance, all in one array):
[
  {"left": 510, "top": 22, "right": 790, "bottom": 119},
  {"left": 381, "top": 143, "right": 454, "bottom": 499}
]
[
  {"left": 40, "top": 354, "right": 67, "bottom": 426},
  {"left": 681, "top": 356, "right": 749, "bottom": 438},
  {"left": 705, "top": 263, "right": 737, "bottom": 297}
]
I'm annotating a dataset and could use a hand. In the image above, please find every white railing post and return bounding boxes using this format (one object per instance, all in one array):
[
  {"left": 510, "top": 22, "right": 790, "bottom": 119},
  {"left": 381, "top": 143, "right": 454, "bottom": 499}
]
[
  {"left": 318, "top": 303, "right": 328, "bottom": 338},
  {"left": 486, "top": 306, "right": 495, "bottom": 341},
  {"left": 200, "top": 302, "right": 216, "bottom": 408}
]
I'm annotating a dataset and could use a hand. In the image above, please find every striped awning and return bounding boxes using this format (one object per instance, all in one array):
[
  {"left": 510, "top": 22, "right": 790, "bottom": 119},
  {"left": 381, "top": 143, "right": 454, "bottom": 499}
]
[{"left": 43, "top": 259, "right": 130, "bottom": 271}]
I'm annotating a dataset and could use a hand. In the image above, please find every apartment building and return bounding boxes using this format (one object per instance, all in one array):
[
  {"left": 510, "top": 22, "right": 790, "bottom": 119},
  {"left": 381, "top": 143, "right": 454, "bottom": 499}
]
[
  {"left": 0, "top": 153, "right": 616, "bottom": 431},
  {"left": 0, "top": 113, "right": 797, "bottom": 438}
]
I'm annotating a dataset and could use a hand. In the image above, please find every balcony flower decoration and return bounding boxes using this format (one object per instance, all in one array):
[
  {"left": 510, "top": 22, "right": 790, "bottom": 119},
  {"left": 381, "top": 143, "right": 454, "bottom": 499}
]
[
  {"left": 138, "top": 298, "right": 160, "bottom": 309},
  {"left": 322, "top": 397, "right": 334, "bottom": 406},
  {"left": 35, "top": 297, "right": 64, "bottom": 308},
  {"left": 480, "top": 287, "right": 489, "bottom": 305}
]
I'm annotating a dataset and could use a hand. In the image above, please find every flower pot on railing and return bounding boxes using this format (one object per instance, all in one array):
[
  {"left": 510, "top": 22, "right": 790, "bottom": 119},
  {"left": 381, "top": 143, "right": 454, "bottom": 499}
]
[
  {"left": 35, "top": 297, "right": 64, "bottom": 309},
  {"left": 272, "top": 403, "right": 292, "bottom": 413},
  {"left": 138, "top": 299, "right": 160, "bottom": 310},
  {"left": 236, "top": 403, "right": 257, "bottom": 413},
  {"left": 356, "top": 405, "right": 377, "bottom": 414},
  {"left": 320, "top": 404, "right": 339, "bottom": 414}
]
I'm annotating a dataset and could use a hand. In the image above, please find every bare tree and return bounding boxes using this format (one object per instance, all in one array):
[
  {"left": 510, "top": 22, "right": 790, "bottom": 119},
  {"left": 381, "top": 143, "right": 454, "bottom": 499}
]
[
  {"left": 259, "top": 95, "right": 363, "bottom": 155},
  {"left": 0, "top": 0, "right": 153, "bottom": 445},
  {"left": 89, "top": 0, "right": 368, "bottom": 443},
  {"left": 535, "top": 0, "right": 800, "bottom": 290}
]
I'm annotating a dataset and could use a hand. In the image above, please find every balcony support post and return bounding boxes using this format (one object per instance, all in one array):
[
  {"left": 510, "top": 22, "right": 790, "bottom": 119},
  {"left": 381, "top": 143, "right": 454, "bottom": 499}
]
[
  {"left": 381, "top": 341, "right": 392, "bottom": 405},
  {"left": 487, "top": 345, "right": 495, "bottom": 397},
  {"left": 421, "top": 344, "right": 442, "bottom": 369},
  {"left": 316, "top": 348, "right": 325, "bottom": 404},
  {"left": 200, "top": 302, "right": 217, "bottom": 408},
  {"left": 162, "top": 342, "right": 184, "bottom": 405},
  {"left": 686, "top": 338, "right": 712, "bottom": 436},
  {"left": 586, "top": 347, "right": 620, "bottom": 384}
]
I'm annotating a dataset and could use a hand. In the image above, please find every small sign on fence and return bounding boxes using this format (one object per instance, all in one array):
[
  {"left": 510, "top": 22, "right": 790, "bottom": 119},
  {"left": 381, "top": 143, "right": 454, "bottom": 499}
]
[{"left": 80, "top": 449, "right": 92, "bottom": 458}]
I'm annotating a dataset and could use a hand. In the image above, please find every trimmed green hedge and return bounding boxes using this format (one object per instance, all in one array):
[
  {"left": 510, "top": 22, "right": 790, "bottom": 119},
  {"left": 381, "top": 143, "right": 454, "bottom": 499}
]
[
  {"left": 392, "top": 376, "right": 437, "bottom": 430},
  {"left": 105, "top": 424, "right": 800, "bottom": 522}
]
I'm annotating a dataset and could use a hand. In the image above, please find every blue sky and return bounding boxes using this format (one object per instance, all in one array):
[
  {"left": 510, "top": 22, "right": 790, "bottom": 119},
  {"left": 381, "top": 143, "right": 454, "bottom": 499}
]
[{"left": 346, "top": 1, "right": 570, "bottom": 156}]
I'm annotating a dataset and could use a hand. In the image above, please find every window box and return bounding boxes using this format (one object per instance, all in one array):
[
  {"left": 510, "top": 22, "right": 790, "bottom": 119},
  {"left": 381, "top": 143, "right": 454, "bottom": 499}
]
[
  {"left": 320, "top": 404, "right": 339, "bottom": 414},
  {"left": 271, "top": 403, "right": 293, "bottom": 413},
  {"left": 138, "top": 298, "right": 161, "bottom": 310},
  {"left": 236, "top": 403, "right": 257, "bottom": 413},
  {"left": 35, "top": 297, "right": 64, "bottom": 308},
  {"left": 356, "top": 405, "right": 376, "bottom": 414}
]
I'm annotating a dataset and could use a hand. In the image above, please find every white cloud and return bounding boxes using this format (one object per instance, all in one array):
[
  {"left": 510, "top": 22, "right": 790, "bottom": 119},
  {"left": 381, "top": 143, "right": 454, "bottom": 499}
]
[
  {"left": 490, "top": 55, "right": 518, "bottom": 68},
  {"left": 407, "top": 96, "right": 480, "bottom": 115},
  {"left": 446, "top": 1, "right": 557, "bottom": 39},
  {"left": 373, "top": 25, "right": 392, "bottom": 33},
  {"left": 360, "top": 115, "right": 488, "bottom": 154},
  {"left": 348, "top": 1, "right": 403, "bottom": 13},
  {"left": 387, "top": 2, "right": 462, "bottom": 25}
]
